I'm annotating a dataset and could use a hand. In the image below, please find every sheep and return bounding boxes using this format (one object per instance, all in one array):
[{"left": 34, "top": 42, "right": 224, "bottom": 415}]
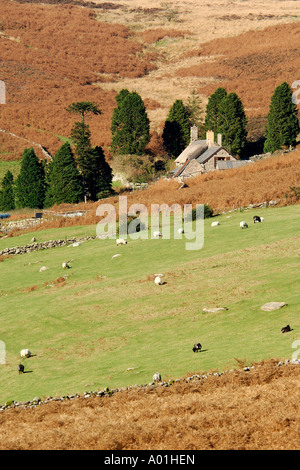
[
  {"left": 152, "top": 372, "right": 161, "bottom": 382},
  {"left": 62, "top": 262, "right": 70, "bottom": 269},
  {"left": 192, "top": 342, "right": 202, "bottom": 353},
  {"left": 18, "top": 364, "right": 25, "bottom": 374},
  {"left": 211, "top": 221, "right": 220, "bottom": 227},
  {"left": 154, "top": 275, "right": 163, "bottom": 285},
  {"left": 116, "top": 238, "right": 127, "bottom": 246},
  {"left": 153, "top": 231, "right": 163, "bottom": 238},
  {"left": 20, "top": 349, "right": 31, "bottom": 358},
  {"left": 240, "top": 221, "right": 248, "bottom": 229},
  {"left": 281, "top": 325, "right": 291, "bottom": 333},
  {"left": 253, "top": 215, "right": 261, "bottom": 223},
  {"left": 177, "top": 228, "right": 184, "bottom": 234},
  {"left": 260, "top": 217, "right": 264, "bottom": 222}
]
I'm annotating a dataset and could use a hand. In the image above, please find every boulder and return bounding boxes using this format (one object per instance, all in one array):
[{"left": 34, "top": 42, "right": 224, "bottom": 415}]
[
  {"left": 261, "top": 302, "right": 287, "bottom": 311},
  {"left": 203, "top": 307, "right": 228, "bottom": 313}
]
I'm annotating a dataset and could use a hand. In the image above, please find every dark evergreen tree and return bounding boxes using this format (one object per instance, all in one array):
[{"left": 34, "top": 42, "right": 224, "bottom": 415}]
[
  {"left": 264, "top": 82, "right": 299, "bottom": 153},
  {"left": 162, "top": 99, "right": 190, "bottom": 157},
  {"left": 0, "top": 170, "right": 15, "bottom": 211},
  {"left": 15, "top": 148, "right": 45, "bottom": 208},
  {"left": 44, "top": 142, "right": 83, "bottom": 207},
  {"left": 66, "top": 100, "right": 112, "bottom": 201},
  {"left": 110, "top": 90, "right": 150, "bottom": 155},
  {"left": 204, "top": 87, "right": 227, "bottom": 134},
  {"left": 218, "top": 92, "right": 248, "bottom": 156},
  {"left": 79, "top": 145, "right": 113, "bottom": 200}
]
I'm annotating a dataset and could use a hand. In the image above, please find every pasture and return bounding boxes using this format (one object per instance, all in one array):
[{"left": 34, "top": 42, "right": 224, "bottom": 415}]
[{"left": 0, "top": 204, "right": 299, "bottom": 404}]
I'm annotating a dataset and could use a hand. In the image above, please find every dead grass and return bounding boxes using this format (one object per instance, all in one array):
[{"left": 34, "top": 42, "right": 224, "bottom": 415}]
[
  {"left": 0, "top": 360, "right": 299, "bottom": 450},
  {"left": 1, "top": 0, "right": 300, "bottom": 158}
]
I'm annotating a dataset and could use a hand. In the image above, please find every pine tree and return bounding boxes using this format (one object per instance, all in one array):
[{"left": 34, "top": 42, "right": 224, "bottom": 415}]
[
  {"left": 79, "top": 146, "right": 113, "bottom": 201},
  {"left": 45, "top": 142, "right": 83, "bottom": 207},
  {"left": 162, "top": 99, "right": 190, "bottom": 157},
  {"left": 204, "top": 87, "right": 227, "bottom": 134},
  {"left": 15, "top": 148, "right": 45, "bottom": 209},
  {"left": 110, "top": 90, "right": 150, "bottom": 156},
  {"left": 264, "top": 82, "right": 299, "bottom": 153},
  {"left": 66, "top": 100, "right": 112, "bottom": 201},
  {"left": 218, "top": 92, "right": 248, "bottom": 157},
  {"left": 0, "top": 170, "right": 15, "bottom": 211}
]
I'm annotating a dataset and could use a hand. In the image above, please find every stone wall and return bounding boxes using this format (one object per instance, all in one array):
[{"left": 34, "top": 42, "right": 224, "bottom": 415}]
[{"left": 0, "top": 236, "right": 98, "bottom": 257}]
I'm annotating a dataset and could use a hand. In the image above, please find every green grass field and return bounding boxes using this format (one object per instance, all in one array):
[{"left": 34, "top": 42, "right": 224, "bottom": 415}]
[{"left": 0, "top": 204, "right": 299, "bottom": 404}]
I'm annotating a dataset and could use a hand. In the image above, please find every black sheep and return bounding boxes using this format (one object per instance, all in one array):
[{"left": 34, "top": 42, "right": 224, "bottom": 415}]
[
  {"left": 18, "top": 364, "right": 24, "bottom": 374},
  {"left": 193, "top": 343, "right": 202, "bottom": 353}
]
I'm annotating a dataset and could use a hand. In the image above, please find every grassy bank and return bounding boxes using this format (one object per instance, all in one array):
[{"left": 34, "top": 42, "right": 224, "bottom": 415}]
[{"left": 0, "top": 204, "right": 299, "bottom": 404}]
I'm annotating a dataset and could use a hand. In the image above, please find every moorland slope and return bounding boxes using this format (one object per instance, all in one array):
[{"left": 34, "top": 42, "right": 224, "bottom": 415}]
[{"left": 1, "top": 0, "right": 300, "bottom": 160}]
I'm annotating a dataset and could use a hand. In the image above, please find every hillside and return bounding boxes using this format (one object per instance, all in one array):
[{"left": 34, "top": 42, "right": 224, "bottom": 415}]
[
  {"left": 0, "top": 203, "right": 300, "bottom": 450},
  {"left": 1, "top": 0, "right": 300, "bottom": 161},
  {"left": 0, "top": 360, "right": 300, "bottom": 450}
]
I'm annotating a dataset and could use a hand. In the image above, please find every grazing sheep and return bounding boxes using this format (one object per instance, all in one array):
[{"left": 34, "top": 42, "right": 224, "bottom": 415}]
[
  {"left": 240, "top": 221, "right": 248, "bottom": 229},
  {"left": 153, "top": 231, "right": 163, "bottom": 238},
  {"left": 153, "top": 372, "right": 161, "bottom": 382},
  {"left": 18, "top": 364, "right": 25, "bottom": 374},
  {"left": 281, "top": 325, "right": 291, "bottom": 333},
  {"left": 178, "top": 228, "right": 184, "bottom": 234},
  {"left": 20, "top": 349, "right": 31, "bottom": 358},
  {"left": 62, "top": 262, "right": 70, "bottom": 269},
  {"left": 211, "top": 221, "right": 220, "bottom": 227},
  {"left": 116, "top": 238, "right": 127, "bottom": 246},
  {"left": 253, "top": 215, "right": 261, "bottom": 223},
  {"left": 192, "top": 343, "right": 202, "bottom": 353},
  {"left": 154, "top": 275, "right": 163, "bottom": 285}
]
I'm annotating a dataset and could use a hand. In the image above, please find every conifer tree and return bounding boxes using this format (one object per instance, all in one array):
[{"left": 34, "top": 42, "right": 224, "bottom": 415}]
[
  {"left": 162, "top": 99, "right": 190, "bottom": 157},
  {"left": 79, "top": 145, "right": 113, "bottom": 201},
  {"left": 45, "top": 142, "right": 82, "bottom": 207},
  {"left": 218, "top": 92, "right": 248, "bottom": 157},
  {"left": 15, "top": 148, "right": 45, "bottom": 208},
  {"left": 111, "top": 89, "right": 150, "bottom": 156},
  {"left": 0, "top": 170, "right": 15, "bottom": 211},
  {"left": 264, "top": 82, "right": 299, "bottom": 153},
  {"left": 204, "top": 87, "right": 227, "bottom": 134}
]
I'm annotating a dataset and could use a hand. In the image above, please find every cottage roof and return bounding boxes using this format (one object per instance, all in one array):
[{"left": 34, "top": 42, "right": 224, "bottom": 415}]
[{"left": 174, "top": 140, "right": 208, "bottom": 164}]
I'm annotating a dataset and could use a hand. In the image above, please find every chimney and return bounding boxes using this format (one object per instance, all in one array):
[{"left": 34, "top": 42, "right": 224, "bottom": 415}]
[
  {"left": 206, "top": 130, "right": 214, "bottom": 147},
  {"left": 190, "top": 124, "right": 198, "bottom": 142},
  {"left": 217, "top": 133, "right": 222, "bottom": 146}
]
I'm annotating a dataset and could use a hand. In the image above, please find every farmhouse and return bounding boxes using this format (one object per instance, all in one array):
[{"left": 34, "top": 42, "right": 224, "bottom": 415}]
[{"left": 170, "top": 126, "right": 250, "bottom": 180}]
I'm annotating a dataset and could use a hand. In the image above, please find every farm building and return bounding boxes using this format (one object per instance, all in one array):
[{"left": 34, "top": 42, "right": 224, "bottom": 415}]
[{"left": 170, "top": 127, "right": 251, "bottom": 180}]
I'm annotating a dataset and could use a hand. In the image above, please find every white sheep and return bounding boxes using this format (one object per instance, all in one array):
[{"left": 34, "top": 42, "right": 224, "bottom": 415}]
[
  {"left": 211, "top": 221, "right": 220, "bottom": 227},
  {"left": 240, "top": 221, "right": 248, "bottom": 229},
  {"left": 116, "top": 238, "right": 127, "bottom": 246},
  {"left": 20, "top": 349, "right": 31, "bottom": 358},
  {"left": 154, "top": 275, "right": 163, "bottom": 285},
  {"left": 152, "top": 372, "right": 161, "bottom": 382},
  {"left": 177, "top": 228, "right": 184, "bottom": 234},
  {"left": 153, "top": 231, "right": 163, "bottom": 238}
]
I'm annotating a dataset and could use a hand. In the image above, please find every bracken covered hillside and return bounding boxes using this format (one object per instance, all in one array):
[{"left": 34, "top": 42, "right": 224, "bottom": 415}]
[
  {"left": 0, "top": 360, "right": 299, "bottom": 450},
  {"left": 0, "top": 0, "right": 158, "bottom": 159},
  {"left": 1, "top": 0, "right": 300, "bottom": 161}
]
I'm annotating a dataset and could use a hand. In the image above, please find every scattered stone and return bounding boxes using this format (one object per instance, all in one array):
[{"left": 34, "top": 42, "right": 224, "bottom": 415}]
[
  {"left": 261, "top": 302, "right": 287, "bottom": 311},
  {"left": 203, "top": 307, "right": 228, "bottom": 313}
]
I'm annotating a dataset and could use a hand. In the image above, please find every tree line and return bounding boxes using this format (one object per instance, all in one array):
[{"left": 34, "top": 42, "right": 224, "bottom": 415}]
[{"left": 0, "top": 81, "right": 298, "bottom": 211}]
